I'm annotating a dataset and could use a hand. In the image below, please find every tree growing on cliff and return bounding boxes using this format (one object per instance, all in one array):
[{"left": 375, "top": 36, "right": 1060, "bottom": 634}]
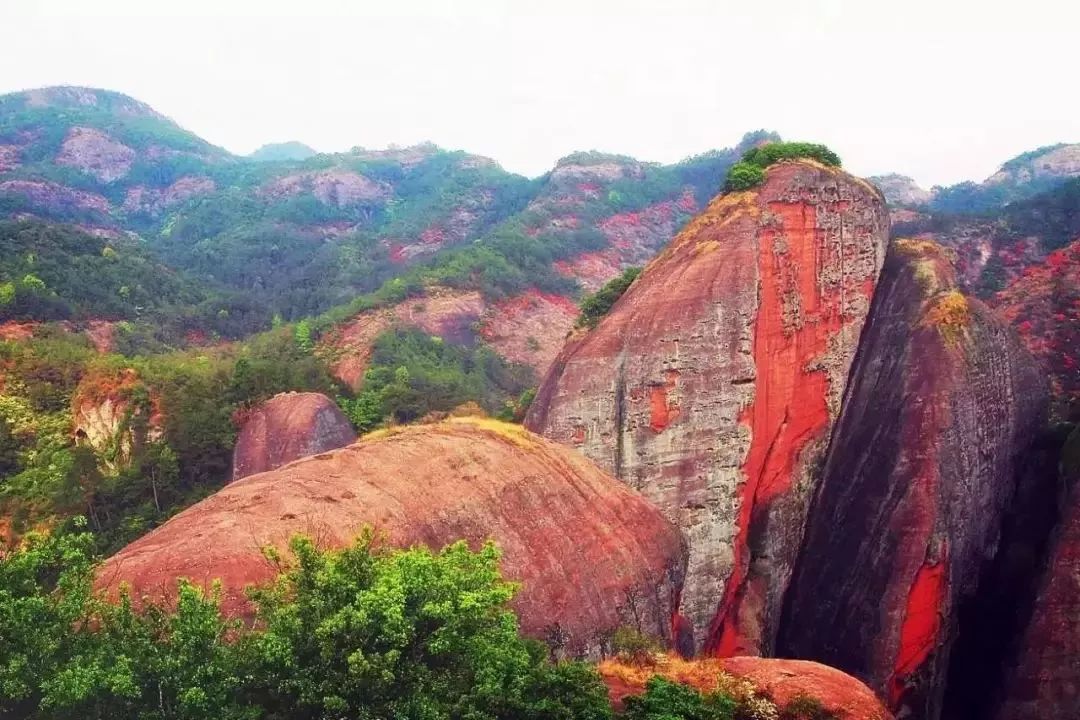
[
  {"left": 576, "top": 267, "right": 642, "bottom": 330},
  {"left": 724, "top": 142, "right": 841, "bottom": 192}
]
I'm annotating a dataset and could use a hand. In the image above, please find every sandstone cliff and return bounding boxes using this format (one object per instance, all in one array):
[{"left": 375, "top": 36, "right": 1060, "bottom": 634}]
[
  {"left": 97, "top": 418, "right": 687, "bottom": 657},
  {"left": 777, "top": 240, "right": 1048, "bottom": 720},
  {"left": 231, "top": 391, "right": 356, "bottom": 481},
  {"left": 71, "top": 367, "right": 163, "bottom": 472},
  {"left": 526, "top": 159, "right": 888, "bottom": 655}
]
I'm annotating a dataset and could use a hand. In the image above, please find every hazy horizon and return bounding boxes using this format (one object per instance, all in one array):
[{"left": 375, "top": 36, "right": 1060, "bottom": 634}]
[{"left": 2, "top": 0, "right": 1077, "bottom": 188}]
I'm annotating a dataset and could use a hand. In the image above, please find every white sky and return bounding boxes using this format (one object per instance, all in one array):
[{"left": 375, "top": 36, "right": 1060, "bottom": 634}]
[{"left": 1, "top": 0, "right": 1076, "bottom": 188}]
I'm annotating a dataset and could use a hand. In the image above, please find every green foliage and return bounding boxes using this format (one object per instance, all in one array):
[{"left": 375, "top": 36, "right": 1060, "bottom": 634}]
[
  {"left": 724, "top": 142, "right": 841, "bottom": 191},
  {"left": 340, "top": 328, "right": 533, "bottom": 432},
  {"left": 739, "top": 143, "right": 841, "bottom": 170},
  {"left": 577, "top": 267, "right": 641, "bottom": 329},
  {"left": 621, "top": 677, "right": 738, "bottom": 720},
  {"left": 0, "top": 221, "right": 206, "bottom": 325},
  {"left": 292, "top": 319, "right": 314, "bottom": 353},
  {"left": 0, "top": 527, "right": 614, "bottom": 720},
  {"left": 0, "top": 328, "right": 340, "bottom": 553},
  {"left": 1000, "top": 178, "right": 1080, "bottom": 250},
  {"left": 720, "top": 163, "right": 765, "bottom": 192},
  {"left": 611, "top": 627, "right": 663, "bottom": 666}
]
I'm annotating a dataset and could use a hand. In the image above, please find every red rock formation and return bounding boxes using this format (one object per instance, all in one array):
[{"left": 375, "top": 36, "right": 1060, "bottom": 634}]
[
  {"left": 0, "top": 180, "right": 112, "bottom": 218},
  {"left": 526, "top": 160, "right": 888, "bottom": 655},
  {"left": 71, "top": 367, "right": 163, "bottom": 473},
  {"left": 478, "top": 290, "right": 579, "bottom": 378},
  {"left": 122, "top": 176, "right": 216, "bottom": 216},
  {"left": 994, "top": 430, "right": 1080, "bottom": 720},
  {"left": 97, "top": 418, "right": 687, "bottom": 656},
  {"left": 231, "top": 392, "right": 356, "bottom": 482},
  {"left": 599, "top": 655, "right": 892, "bottom": 719},
  {"left": 262, "top": 169, "right": 391, "bottom": 207},
  {"left": 0, "top": 145, "right": 20, "bottom": 172},
  {"left": 777, "top": 240, "right": 1048, "bottom": 720}
]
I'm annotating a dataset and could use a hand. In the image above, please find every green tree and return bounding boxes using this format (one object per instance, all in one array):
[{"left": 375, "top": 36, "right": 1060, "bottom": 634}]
[
  {"left": 577, "top": 267, "right": 642, "bottom": 329},
  {"left": 621, "top": 677, "right": 737, "bottom": 720},
  {"left": 0, "top": 527, "right": 614, "bottom": 720},
  {"left": 293, "top": 319, "right": 314, "bottom": 353}
]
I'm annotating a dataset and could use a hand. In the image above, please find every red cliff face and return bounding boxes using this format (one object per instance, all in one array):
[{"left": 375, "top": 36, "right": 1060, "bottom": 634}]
[
  {"left": 777, "top": 240, "right": 1048, "bottom": 720},
  {"left": 98, "top": 418, "right": 687, "bottom": 657},
  {"left": 526, "top": 160, "right": 888, "bottom": 655},
  {"left": 599, "top": 655, "right": 892, "bottom": 719},
  {"left": 231, "top": 392, "right": 356, "bottom": 482},
  {"left": 995, "top": 430, "right": 1080, "bottom": 720}
]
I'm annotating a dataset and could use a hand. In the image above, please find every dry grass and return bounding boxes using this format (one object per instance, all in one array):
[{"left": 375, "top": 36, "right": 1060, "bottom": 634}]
[
  {"left": 445, "top": 416, "right": 540, "bottom": 450},
  {"left": 924, "top": 290, "right": 972, "bottom": 345}
]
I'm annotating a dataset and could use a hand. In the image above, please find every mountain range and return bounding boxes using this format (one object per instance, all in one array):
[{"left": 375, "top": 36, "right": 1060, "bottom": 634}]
[{"left": 2, "top": 86, "right": 1079, "bottom": 720}]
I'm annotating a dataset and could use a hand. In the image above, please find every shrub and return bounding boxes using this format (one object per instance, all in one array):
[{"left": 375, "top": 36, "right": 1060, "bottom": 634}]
[
  {"left": 724, "top": 163, "right": 766, "bottom": 191},
  {"left": 621, "top": 676, "right": 738, "bottom": 720},
  {"left": 779, "top": 694, "right": 839, "bottom": 720},
  {"left": 576, "top": 266, "right": 642, "bottom": 329},
  {"left": 612, "top": 626, "right": 663, "bottom": 667},
  {"left": 0, "top": 526, "right": 615, "bottom": 720},
  {"left": 724, "top": 142, "right": 842, "bottom": 191}
]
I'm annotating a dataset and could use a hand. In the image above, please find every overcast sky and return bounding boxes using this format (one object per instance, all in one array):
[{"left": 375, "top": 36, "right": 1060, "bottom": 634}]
[{"left": 1, "top": 0, "right": 1075, "bottom": 187}]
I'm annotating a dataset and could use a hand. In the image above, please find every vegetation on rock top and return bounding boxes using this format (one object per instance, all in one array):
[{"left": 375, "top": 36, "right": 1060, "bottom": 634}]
[{"left": 724, "top": 142, "right": 842, "bottom": 191}]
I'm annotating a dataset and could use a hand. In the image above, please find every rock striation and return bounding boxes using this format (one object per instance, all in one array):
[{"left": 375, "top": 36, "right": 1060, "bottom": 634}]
[
  {"left": 231, "top": 391, "right": 356, "bottom": 482},
  {"left": 98, "top": 418, "right": 687, "bottom": 657},
  {"left": 526, "top": 159, "right": 888, "bottom": 655},
  {"left": 777, "top": 240, "right": 1048, "bottom": 720}
]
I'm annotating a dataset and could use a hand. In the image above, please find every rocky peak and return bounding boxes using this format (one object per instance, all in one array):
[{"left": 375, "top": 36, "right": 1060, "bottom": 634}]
[
  {"left": 778, "top": 239, "right": 1048, "bottom": 719},
  {"left": 868, "top": 173, "right": 932, "bottom": 207},
  {"left": 13, "top": 86, "right": 166, "bottom": 120},
  {"left": 247, "top": 141, "right": 318, "bottom": 163},
  {"left": 527, "top": 158, "right": 888, "bottom": 656},
  {"left": 986, "top": 143, "right": 1080, "bottom": 185}
]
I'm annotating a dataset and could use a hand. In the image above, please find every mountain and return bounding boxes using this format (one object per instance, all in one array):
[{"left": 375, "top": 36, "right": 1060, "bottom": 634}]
[
  {"left": 0, "top": 87, "right": 774, "bottom": 347},
  {"left": 929, "top": 143, "right": 1080, "bottom": 214},
  {"left": 867, "top": 173, "right": 931, "bottom": 207},
  {"left": 778, "top": 239, "right": 1046, "bottom": 718},
  {"left": 247, "top": 140, "right": 318, "bottom": 162}
]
